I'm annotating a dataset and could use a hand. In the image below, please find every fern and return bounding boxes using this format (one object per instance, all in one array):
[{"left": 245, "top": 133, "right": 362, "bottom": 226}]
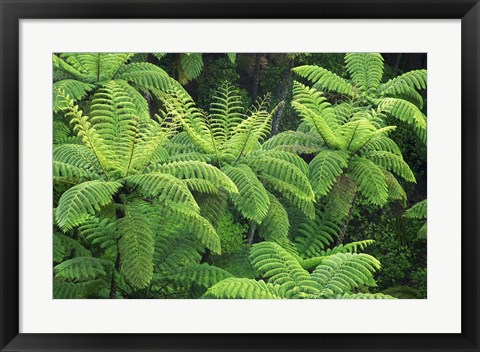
[
  {"left": 292, "top": 65, "right": 355, "bottom": 97},
  {"left": 311, "top": 252, "right": 380, "bottom": 295},
  {"left": 118, "top": 213, "right": 155, "bottom": 289},
  {"left": 55, "top": 180, "right": 121, "bottom": 231},
  {"left": 349, "top": 157, "right": 388, "bottom": 206},
  {"left": 309, "top": 150, "right": 349, "bottom": 197},
  {"left": 203, "top": 278, "right": 282, "bottom": 299},
  {"left": 257, "top": 193, "right": 290, "bottom": 244},
  {"left": 222, "top": 164, "right": 270, "bottom": 224},
  {"left": 54, "top": 257, "right": 107, "bottom": 281}
]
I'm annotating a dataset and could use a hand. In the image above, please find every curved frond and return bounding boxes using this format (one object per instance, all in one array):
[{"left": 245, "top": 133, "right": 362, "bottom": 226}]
[
  {"left": 311, "top": 252, "right": 380, "bottom": 295},
  {"left": 309, "top": 150, "right": 349, "bottom": 198},
  {"left": 404, "top": 199, "right": 427, "bottom": 219},
  {"left": 55, "top": 180, "right": 121, "bottom": 231},
  {"left": 150, "top": 160, "right": 238, "bottom": 194},
  {"left": 222, "top": 164, "right": 270, "bottom": 224},
  {"left": 53, "top": 80, "right": 94, "bottom": 112},
  {"left": 258, "top": 193, "right": 290, "bottom": 244},
  {"left": 250, "top": 242, "right": 320, "bottom": 298},
  {"left": 118, "top": 213, "right": 154, "bottom": 289},
  {"left": 377, "top": 97, "right": 427, "bottom": 143},
  {"left": 348, "top": 157, "right": 388, "bottom": 206},
  {"left": 178, "top": 53, "right": 204, "bottom": 84},
  {"left": 203, "top": 278, "right": 281, "bottom": 299},
  {"left": 262, "top": 130, "right": 323, "bottom": 154},
  {"left": 366, "top": 151, "right": 416, "bottom": 182},
  {"left": 54, "top": 257, "right": 107, "bottom": 281},
  {"left": 293, "top": 65, "right": 355, "bottom": 97},
  {"left": 345, "top": 53, "right": 384, "bottom": 95}
]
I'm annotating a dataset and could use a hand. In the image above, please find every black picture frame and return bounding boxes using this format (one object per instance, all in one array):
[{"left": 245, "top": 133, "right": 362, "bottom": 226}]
[{"left": 1, "top": 0, "right": 479, "bottom": 351}]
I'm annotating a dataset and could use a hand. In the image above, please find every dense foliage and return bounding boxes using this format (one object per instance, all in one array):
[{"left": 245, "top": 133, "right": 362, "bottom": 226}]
[{"left": 52, "top": 52, "right": 427, "bottom": 299}]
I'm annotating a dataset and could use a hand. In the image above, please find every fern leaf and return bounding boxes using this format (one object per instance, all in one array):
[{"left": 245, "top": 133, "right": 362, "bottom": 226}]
[
  {"left": 149, "top": 160, "right": 238, "bottom": 194},
  {"left": 292, "top": 82, "right": 340, "bottom": 148},
  {"left": 247, "top": 154, "right": 315, "bottom": 218},
  {"left": 345, "top": 53, "right": 384, "bottom": 95},
  {"left": 311, "top": 252, "right": 380, "bottom": 295},
  {"left": 53, "top": 80, "right": 94, "bottom": 112},
  {"left": 54, "top": 257, "right": 107, "bottom": 281},
  {"left": 404, "top": 199, "right": 427, "bottom": 219},
  {"left": 348, "top": 157, "right": 388, "bottom": 206},
  {"left": 55, "top": 180, "right": 122, "bottom": 231},
  {"left": 178, "top": 53, "right": 204, "bottom": 84},
  {"left": 377, "top": 97, "right": 427, "bottom": 143},
  {"left": 383, "top": 170, "right": 407, "bottom": 206},
  {"left": 258, "top": 193, "right": 290, "bottom": 244},
  {"left": 366, "top": 151, "right": 416, "bottom": 182},
  {"left": 309, "top": 150, "right": 349, "bottom": 198},
  {"left": 262, "top": 130, "right": 323, "bottom": 154},
  {"left": 208, "top": 81, "right": 245, "bottom": 151},
  {"left": 250, "top": 242, "right": 320, "bottom": 298},
  {"left": 171, "top": 263, "right": 233, "bottom": 289},
  {"left": 293, "top": 65, "right": 355, "bottom": 97},
  {"left": 222, "top": 164, "right": 270, "bottom": 224},
  {"left": 203, "top": 278, "right": 282, "bottom": 299},
  {"left": 118, "top": 213, "right": 154, "bottom": 289},
  {"left": 125, "top": 172, "right": 199, "bottom": 211}
]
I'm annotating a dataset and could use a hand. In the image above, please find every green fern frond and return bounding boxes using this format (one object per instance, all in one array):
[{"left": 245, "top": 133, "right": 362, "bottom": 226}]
[
  {"left": 226, "top": 53, "right": 236, "bottom": 63},
  {"left": 222, "top": 164, "right": 270, "bottom": 224},
  {"left": 171, "top": 263, "right": 233, "bottom": 289},
  {"left": 116, "top": 62, "right": 177, "bottom": 95},
  {"left": 383, "top": 171, "right": 407, "bottom": 206},
  {"left": 379, "top": 69, "right": 427, "bottom": 96},
  {"left": 208, "top": 81, "right": 245, "bottom": 151},
  {"left": 291, "top": 82, "right": 340, "bottom": 148},
  {"left": 247, "top": 154, "right": 315, "bottom": 218},
  {"left": 361, "top": 135, "right": 402, "bottom": 156},
  {"left": 311, "top": 252, "right": 380, "bottom": 295},
  {"left": 55, "top": 180, "right": 122, "bottom": 231},
  {"left": 53, "top": 279, "right": 106, "bottom": 299},
  {"left": 366, "top": 151, "right": 416, "bottom": 182},
  {"left": 323, "top": 174, "right": 357, "bottom": 222},
  {"left": 262, "top": 130, "right": 323, "bottom": 154},
  {"left": 53, "top": 161, "right": 99, "bottom": 182},
  {"left": 54, "top": 257, "right": 107, "bottom": 281},
  {"left": 258, "top": 193, "right": 290, "bottom": 244},
  {"left": 53, "top": 144, "right": 102, "bottom": 175},
  {"left": 118, "top": 213, "right": 154, "bottom": 289},
  {"left": 345, "top": 53, "right": 384, "bottom": 95},
  {"left": 53, "top": 80, "right": 94, "bottom": 112},
  {"left": 309, "top": 150, "right": 349, "bottom": 198},
  {"left": 153, "top": 233, "right": 202, "bottom": 274},
  {"left": 377, "top": 98, "right": 427, "bottom": 143},
  {"left": 293, "top": 65, "right": 355, "bottom": 97},
  {"left": 178, "top": 53, "right": 204, "bottom": 84},
  {"left": 334, "top": 292, "right": 394, "bottom": 299},
  {"left": 125, "top": 172, "right": 199, "bottom": 211},
  {"left": 203, "top": 278, "right": 282, "bottom": 299},
  {"left": 79, "top": 217, "right": 117, "bottom": 253},
  {"left": 404, "top": 199, "right": 427, "bottom": 219},
  {"left": 250, "top": 241, "right": 320, "bottom": 298},
  {"left": 149, "top": 160, "right": 238, "bottom": 194},
  {"left": 335, "top": 119, "right": 377, "bottom": 152},
  {"left": 348, "top": 157, "right": 388, "bottom": 206}
]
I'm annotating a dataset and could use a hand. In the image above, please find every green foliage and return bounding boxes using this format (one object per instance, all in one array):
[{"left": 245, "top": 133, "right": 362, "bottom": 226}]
[
  {"left": 52, "top": 53, "right": 426, "bottom": 300},
  {"left": 204, "top": 241, "right": 389, "bottom": 299}
]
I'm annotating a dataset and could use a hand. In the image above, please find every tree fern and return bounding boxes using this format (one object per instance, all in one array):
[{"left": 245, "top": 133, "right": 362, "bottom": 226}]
[{"left": 293, "top": 53, "right": 427, "bottom": 143}]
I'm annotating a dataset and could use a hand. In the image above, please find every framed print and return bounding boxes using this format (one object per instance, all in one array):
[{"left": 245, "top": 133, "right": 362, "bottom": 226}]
[{"left": 1, "top": 0, "right": 479, "bottom": 351}]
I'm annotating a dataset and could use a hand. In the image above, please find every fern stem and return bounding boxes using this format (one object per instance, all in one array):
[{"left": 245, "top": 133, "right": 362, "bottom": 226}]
[
  {"left": 247, "top": 222, "right": 257, "bottom": 244},
  {"left": 108, "top": 248, "right": 121, "bottom": 299}
]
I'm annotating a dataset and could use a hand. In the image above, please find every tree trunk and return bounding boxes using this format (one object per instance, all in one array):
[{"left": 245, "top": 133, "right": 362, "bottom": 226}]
[
  {"left": 252, "top": 54, "right": 262, "bottom": 98},
  {"left": 271, "top": 56, "right": 294, "bottom": 136},
  {"left": 108, "top": 250, "right": 121, "bottom": 299}
]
